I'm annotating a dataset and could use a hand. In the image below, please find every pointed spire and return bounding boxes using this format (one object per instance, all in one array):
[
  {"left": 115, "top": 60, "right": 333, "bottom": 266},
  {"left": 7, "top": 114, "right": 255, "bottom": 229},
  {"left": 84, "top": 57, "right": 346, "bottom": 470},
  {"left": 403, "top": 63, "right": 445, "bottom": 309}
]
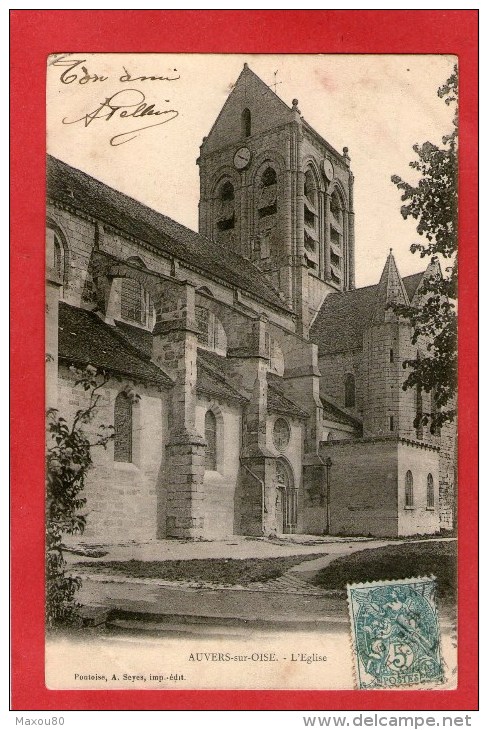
[{"left": 371, "top": 249, "right": 409, "bottom": 323}]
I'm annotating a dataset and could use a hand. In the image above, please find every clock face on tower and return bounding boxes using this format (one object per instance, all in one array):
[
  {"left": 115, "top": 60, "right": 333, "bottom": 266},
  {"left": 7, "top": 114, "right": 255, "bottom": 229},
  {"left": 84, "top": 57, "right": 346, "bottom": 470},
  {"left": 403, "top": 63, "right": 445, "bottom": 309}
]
[{"left": 233, "top": 146, "right": 252, "bottom": 170}]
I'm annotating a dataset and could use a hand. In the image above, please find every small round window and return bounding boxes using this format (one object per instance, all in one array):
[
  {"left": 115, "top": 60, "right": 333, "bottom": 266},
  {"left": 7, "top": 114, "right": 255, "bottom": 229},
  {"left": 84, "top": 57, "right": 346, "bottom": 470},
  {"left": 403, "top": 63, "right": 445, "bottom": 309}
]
[{"left": 273, "top": 418, "right": 290, "bottom": 452}]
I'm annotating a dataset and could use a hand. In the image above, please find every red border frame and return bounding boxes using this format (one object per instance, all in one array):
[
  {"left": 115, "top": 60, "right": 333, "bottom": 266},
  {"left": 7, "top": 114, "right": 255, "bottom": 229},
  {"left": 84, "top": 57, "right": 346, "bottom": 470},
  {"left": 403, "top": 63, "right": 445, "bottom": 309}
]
[{"left": 10, "top": 10, "right": 478, "bottom": 711}]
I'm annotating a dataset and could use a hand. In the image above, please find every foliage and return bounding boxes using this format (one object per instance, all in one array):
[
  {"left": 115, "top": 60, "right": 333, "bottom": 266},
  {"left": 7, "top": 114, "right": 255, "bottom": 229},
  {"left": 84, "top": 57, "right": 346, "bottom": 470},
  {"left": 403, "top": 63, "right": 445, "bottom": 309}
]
[
  {"left": 391, "top": 65, "right": 458, "bottom": 432},
  {"left": 46, "top": 366, "right": 113, "bottom": 628}
]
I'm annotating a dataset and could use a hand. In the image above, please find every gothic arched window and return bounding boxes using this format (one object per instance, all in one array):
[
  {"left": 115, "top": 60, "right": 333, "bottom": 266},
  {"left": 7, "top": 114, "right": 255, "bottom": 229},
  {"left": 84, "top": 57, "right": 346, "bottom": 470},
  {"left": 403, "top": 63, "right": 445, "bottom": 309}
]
[
  {"left": 273, "top": 418, "right": 291, "bottom": 452},
  {"left": 53, "top": 235, "right": 62, "bottom": 277},
  {"left": 344, "top": 373, "right": 355, "bottom": 409},
  {"left": 195, "top": 306, "right": 226, "bottom": 353},
  {"left": 46, "top": 226, "right": 67, "bottom": 283},
  {"left": 114, "top": 392, "right": 133, "bottom": 463},
  {"left": 242, "top": 108, "right": 251, "bottom": 138},
  {"left": 121, "top": 278, "right": 149, "bottom": 326},
  {"left": 204, "top": 410, "right": 217, "bottom": 471},
  {"left": 405, "top": 470, "right": 414, "bottom": 508},
  {"left": 262, "top": 167, "right": 277, "bottom": 187},
  {"left": 427, "top": 473, "right": 435, "bottom": 509},
  {"left": 216, "top": 180, "right": 235, "bottom": 231}
]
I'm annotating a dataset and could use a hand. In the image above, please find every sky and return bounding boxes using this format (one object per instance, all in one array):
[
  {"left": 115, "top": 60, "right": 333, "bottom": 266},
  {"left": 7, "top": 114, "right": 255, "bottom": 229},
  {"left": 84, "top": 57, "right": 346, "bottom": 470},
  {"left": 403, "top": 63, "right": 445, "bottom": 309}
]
[{"left": 47, "top": 53, "right": 456, "bottom": 288}]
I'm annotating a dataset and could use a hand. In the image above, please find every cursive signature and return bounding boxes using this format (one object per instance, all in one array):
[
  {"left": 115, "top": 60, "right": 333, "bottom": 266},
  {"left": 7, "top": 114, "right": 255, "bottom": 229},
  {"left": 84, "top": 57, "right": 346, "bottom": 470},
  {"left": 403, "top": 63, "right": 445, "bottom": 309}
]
[{"left": 62, "top": 88, "right": 179, "bottom": 146}]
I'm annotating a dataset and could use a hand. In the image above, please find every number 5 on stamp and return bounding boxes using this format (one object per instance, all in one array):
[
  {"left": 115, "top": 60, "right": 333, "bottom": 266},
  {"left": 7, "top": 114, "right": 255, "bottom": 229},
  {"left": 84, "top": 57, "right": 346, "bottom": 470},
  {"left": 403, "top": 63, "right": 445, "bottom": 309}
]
[{"left": 347, "top": 577, "right": 444, "bottom": 689}]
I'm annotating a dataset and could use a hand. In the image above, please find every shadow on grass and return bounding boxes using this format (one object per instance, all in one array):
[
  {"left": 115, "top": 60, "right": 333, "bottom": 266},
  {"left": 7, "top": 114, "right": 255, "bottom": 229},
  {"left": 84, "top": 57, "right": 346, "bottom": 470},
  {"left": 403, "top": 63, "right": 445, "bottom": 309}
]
[
  {"left": 76, "top": 553, "right": 326, "bottom": 586},
  {"left": 311, "top": 541, "right": 457, "bottom": 598}
]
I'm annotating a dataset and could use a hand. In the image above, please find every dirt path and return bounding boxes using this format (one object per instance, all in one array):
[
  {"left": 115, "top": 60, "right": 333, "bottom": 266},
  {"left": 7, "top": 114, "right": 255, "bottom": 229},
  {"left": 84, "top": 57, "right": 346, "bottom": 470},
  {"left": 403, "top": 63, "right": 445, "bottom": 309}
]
[{"left": 286, "top": 536, "right": 457, "bottom": 580}]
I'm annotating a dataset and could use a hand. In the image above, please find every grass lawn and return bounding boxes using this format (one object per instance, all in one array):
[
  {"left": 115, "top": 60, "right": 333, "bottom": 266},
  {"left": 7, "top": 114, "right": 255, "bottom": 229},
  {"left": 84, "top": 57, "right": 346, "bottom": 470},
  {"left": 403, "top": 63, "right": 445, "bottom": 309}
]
[
  {"left": 311, "top": 540, "right": 456, "bottom": 598},
  {"left": 76, "top": 553, "right": 325, "bottom": 586}
]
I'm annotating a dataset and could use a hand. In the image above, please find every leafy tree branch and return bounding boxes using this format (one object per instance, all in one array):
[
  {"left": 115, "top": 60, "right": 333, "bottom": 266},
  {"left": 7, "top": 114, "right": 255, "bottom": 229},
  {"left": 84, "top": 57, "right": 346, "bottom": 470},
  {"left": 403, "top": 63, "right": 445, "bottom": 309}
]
[
  {"left": 46, "top": 365, "right": 113, "bottom": 628},
  {"left": 391, "top": 65, "right": 458, "bottom": 432}
]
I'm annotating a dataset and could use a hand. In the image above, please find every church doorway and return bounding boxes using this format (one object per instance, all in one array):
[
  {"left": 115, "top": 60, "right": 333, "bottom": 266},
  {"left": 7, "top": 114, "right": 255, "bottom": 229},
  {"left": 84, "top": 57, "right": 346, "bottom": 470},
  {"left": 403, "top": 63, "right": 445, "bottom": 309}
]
[{"left": 275, "top": 459, "right": 297, "bottom": 534}]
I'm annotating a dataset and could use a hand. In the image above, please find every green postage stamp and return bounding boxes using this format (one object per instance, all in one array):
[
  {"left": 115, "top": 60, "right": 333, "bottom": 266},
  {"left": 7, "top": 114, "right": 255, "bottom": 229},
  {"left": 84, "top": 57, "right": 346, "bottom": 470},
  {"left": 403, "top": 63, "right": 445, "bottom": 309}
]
[{"left": 347, "top": 577, "right": 444, "bottom": 689}]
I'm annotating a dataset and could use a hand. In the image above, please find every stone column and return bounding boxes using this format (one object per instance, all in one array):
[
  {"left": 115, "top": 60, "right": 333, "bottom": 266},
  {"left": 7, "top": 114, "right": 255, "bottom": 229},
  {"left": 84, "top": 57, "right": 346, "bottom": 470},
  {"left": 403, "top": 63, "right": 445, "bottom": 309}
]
[
  {"left": 348, "top": 171, "right": 356, "bottom": 290},
  {"left": 152, "top": 280, "right": 206, "bottom": 538},
  {"left": 231, "top": 317, "right": 274, "bottom": 536},
  {"left": 318, "top": 189, "right": 325, "bottom": 280}
]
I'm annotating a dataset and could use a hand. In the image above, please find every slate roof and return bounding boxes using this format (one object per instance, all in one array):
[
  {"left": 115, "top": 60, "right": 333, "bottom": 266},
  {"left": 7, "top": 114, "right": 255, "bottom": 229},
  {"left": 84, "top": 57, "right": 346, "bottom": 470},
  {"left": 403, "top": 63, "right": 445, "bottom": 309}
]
[
  {"left": 403, "top": 271, "right": 424, "bottom": 301},
  {"left": 310, "top": 271, "right": 424, "bottom": 356},
  {"left": 197, "top": 352, "right": 248, "bottom": 404},
  {"left": 196, "top": 352, "right": 308, "bottom": 416},
  {"left": 267, "top": 374, "right": 309, "bottom": 418},
  {"left": 114, "top": 320, "right": 153, "bottom": 358},
  {"left": 58, "top": 303, "right": 173, "bottom": 388},
  {"left": 47, "top": 155, "right": 288, "bottom": 313},
  {"left": 320, "top": 396, "right": 362, "bottom": 429}
]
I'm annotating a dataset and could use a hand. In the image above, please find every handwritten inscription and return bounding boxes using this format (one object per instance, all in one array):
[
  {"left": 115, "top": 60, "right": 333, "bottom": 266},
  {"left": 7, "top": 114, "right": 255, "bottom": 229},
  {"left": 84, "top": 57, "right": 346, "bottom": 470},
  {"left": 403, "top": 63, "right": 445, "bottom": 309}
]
[
  {"left": 52, "top": 57, "right": 180, "bottom": 85},
  {"left": 52, "top": 57, "right": 180, "bottom": 146},
  {"left": 62, "top": 89, "right": 179, "bottom": 146}
]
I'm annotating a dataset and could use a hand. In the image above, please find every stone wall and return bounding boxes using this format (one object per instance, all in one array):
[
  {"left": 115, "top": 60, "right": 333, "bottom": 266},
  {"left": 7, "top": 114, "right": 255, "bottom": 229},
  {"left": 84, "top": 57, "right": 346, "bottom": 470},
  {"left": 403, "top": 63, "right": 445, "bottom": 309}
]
[
  {"left": 58, "top": 366, "right": 167, "bottom": 544},
  {"left": 397, "top": 441, "right": 440, "bottom": 536},
  {"left": 195, "top": 396, "right": 242, "bottom": 539},
  {"left": 319, "top": 438, "right": 400, "bottom": 537},
  {"left": 318, "top": 350, "right": 364, "bottom": 414},
  {"left": 438, "top": 417, "right": 457, "bottom": 530}
]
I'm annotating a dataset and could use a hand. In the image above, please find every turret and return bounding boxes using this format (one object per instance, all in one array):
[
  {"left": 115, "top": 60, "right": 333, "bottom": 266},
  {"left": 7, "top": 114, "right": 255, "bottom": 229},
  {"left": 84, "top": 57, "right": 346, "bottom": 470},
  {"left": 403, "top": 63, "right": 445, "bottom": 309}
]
[{"left": 363, "top": 250, "right": 415, "bottom": 438}]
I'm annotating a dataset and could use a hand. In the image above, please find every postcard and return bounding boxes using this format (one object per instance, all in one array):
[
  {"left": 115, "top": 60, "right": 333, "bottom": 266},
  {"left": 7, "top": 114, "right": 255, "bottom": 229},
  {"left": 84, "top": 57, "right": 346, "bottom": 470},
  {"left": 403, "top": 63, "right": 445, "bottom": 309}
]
[
  {"left": 10, "top": 9, "right": 477, "bottom": 712},
  {"left": 44, "top": 52, "right": 458, "bottom": 692}
]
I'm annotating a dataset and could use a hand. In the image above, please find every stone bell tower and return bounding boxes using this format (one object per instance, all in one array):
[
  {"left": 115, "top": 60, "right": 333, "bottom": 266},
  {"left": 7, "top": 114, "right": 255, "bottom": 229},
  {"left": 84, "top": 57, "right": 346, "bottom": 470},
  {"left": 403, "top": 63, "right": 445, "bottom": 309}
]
[{"left": 197, "top": 63, "right": 356, "bottom": 336}]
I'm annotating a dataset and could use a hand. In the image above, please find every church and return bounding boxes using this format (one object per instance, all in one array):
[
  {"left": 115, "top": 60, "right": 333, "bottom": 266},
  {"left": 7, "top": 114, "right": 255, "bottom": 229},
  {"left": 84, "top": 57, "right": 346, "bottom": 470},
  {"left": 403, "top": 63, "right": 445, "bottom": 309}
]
[{"left": 45, "top": 63, "right": 455, "bottom": 543}]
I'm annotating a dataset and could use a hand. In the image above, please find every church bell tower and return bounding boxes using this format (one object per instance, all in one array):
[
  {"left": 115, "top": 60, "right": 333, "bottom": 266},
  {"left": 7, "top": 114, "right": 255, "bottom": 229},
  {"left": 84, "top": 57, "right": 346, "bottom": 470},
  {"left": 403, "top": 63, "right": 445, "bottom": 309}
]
[{"left": 197, "top": 63, "right": 356, "bottom": 336}]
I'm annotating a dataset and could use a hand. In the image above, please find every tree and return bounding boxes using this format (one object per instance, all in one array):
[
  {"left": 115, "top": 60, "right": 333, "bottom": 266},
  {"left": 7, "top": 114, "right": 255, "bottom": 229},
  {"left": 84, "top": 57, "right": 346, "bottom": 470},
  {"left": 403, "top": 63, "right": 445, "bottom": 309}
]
[
  {"left": 391, "top": 65, "right": 458, "bottom": 432},
  {"left": 46, "top": 366, "right": 113, "bottom": 628}
]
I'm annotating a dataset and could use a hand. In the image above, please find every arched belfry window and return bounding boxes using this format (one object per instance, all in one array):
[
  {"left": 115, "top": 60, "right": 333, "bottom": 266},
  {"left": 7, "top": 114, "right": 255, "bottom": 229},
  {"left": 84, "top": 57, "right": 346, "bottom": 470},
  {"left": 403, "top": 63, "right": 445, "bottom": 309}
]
[
  {"left": 304, "top": 168, "right": 319, "bottom": 272},
  {"left": 405, "top": 470, "right": 414, "bottom": 507},
  {"left": 253, "top": 166, "right": 278, "bottom": 263},
  {"left": 344, "top": 373, "right": 355, "bottom": 408},
  {"left": 242, "top": 108, "right": 251, "bottom": 138},
  {"left": 257, "top": 167, "right": 277, "bottom": 219},
  {"left": 114, "top": 392, "right": 133, "bottom": 463},
  {"left": 304, "top": 169, "right": 318, "bottom": 218},
  {"left": 204, "top": 410, "right": 217, "bottom": 471},
  {"left": 121, "top": 278, "right": 149, "bottom": 326},
  {"left": 329, "top": 189, "right": 344, "bottom": 286},
  {"left": 427, "top": 473, "right": 435, "bottom": 509},
  {"left": 330, "top": 190, "right": 343, "bottom": 221},
  {"left": 216, "top": 180, "right": 235, "bottom": 232}
]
